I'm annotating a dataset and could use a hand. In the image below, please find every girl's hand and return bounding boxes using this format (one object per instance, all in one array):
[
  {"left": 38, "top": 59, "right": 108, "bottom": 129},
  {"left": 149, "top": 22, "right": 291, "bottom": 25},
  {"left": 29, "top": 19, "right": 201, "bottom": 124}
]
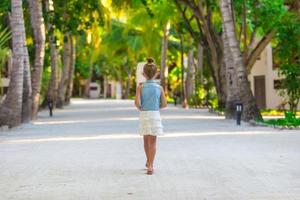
[{"left": 135, "top": 85, "right": 142, "bottom": 110}]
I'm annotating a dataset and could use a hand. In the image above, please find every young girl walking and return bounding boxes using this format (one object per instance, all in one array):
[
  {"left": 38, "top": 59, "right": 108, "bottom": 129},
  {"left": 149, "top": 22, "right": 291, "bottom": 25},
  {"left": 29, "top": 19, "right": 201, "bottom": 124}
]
[{"left": 135, "top": 58, "right": 167, "bottom": 175}]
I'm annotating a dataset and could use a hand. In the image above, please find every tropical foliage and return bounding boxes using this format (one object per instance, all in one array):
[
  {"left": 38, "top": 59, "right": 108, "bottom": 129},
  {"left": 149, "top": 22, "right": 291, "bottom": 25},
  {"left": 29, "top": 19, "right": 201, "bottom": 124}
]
[
  {"left": 0, "top": 0, "right": 299, "bottom": 127},
  {"left": 276, "top": 13, "right": 300, "bottom": 115},
  {"left": 0, "top": 25, "right": 10, "bottom": 96}
]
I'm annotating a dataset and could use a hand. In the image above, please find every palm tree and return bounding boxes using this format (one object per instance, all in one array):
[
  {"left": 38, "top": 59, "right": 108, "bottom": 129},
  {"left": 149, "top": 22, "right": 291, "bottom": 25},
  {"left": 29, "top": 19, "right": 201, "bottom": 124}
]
[
  {"left": 56, "top": 33, "right": 71, "bottom": 108},
  {"left": 44, "top": 0, "right": 58, "bottom": 108},
  {"left": 160, "top": 23, "right": 169, "bottom": 93},
  {"left": 154, "top": 1, "right": 176, "bottom": 94},
  {"left": 21, "top": 14, "right": 32, "bottom": 123},
  {"left": 186, "top": 47, "right": 195, "bottom": 99},
  {"left": 222, "top": 23, "right": 239, "bottom": 119},
  {"left": 65, "top": 36, "right": 76, "bottom": 104},
  {"left": 0, "top": 0, "right": 26, "bottom": 127},
  {"left": 220, "top": 0, "right": 261, "bottom": 121},
  {"left": 28, "top": 0, "right": 46, "bottom": 119}
]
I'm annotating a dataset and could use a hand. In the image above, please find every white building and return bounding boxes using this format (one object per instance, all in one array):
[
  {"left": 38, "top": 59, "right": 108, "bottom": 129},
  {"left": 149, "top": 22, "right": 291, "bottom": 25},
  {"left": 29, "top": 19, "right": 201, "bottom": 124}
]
[{"left": 248, "top": 44, "right": 300, "bottom": 109}]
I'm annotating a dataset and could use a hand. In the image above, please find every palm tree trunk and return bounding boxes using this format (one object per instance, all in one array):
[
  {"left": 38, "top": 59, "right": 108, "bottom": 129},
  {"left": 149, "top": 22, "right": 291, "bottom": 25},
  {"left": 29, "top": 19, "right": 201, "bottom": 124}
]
[
  {"left": 84, "top": 64, "right": 93, "bottom": 98},
  {"left": 21, "top": 30, "right": 32, "bottom": 123},
  {"left": 56, "top": 34, "right": 71, "bottom": 108},
  {"left": 44, "top": 0, "right": 58, "bottom": 107},
  {"left": 0, "top": 0, "right": 25, "bottom": 127},
  {"left": 160, "top": 24, "right": 168, "bottom": 93},
  {"left": 21, "top": 0, "right": 32, "bottom": 123},
  {"left": 186, "top": 48, "right": 195, "bottom": 99},
  {"left": 220, "top": 0, "right": 262, "bottom": 121},
  {"left": 197, "top": 43, "right": 204, "bottom": 84},
  {"left": 45, "top": 29, "right": 58, "bottom": 107},
  {"left": 219, "top": 64, "right": 227, "bottom": 109},
  {"left": 180, "top": 34, "right": 187, "bottom": 108},
  {"left": 65, "top": 36, "right": 75, "bottom": 105},
  {"left": 222, "top": 23, "right": 239, "bottom": 119},
  {"left": 103, "top": 76, "right": 107, "bottom": 98},
  {"left": 28, "top": 0, "right": 46, "bottom": 119},
  {"left": 124, "top": 74, "right": 131, "bottom": 99}
]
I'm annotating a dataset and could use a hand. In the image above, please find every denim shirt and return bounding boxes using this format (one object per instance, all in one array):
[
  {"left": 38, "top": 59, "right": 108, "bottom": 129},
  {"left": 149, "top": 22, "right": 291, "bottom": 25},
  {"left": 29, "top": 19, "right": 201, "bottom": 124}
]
[{"left": 141, "top": 80, "right": 161, "bottom": 111}]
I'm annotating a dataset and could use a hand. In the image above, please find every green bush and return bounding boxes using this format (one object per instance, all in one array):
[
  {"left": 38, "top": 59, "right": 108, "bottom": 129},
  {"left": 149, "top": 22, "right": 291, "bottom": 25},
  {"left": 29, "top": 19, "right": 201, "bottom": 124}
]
[
  {"left": 264, "top": 111, "right": 300, "bottom": 128},
  {"left": 260, "top": 108, "right": 300, "bottom": 116},
  {"left": 187, "top": 86, "right": 218, "bottom": 109}
]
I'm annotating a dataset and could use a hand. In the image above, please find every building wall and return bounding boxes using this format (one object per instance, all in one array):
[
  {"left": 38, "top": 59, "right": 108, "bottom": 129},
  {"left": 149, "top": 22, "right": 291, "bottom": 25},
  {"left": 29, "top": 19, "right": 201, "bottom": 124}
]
[{"left": 248, "top": 44, "right": 299, "bottom": 109}]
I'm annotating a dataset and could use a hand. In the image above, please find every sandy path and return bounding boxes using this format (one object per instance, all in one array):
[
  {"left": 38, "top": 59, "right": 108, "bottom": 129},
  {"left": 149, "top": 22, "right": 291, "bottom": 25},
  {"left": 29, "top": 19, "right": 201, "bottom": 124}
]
[{"left": 0, "top": 99, "right": 299, "bottom": 200}]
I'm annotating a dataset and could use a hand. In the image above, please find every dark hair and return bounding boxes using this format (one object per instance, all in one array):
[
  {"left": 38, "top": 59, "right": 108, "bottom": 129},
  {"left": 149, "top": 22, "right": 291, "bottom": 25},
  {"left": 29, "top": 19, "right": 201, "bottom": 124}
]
[{"left": 143, "top": 57, "right": 157, "bottom": 79}]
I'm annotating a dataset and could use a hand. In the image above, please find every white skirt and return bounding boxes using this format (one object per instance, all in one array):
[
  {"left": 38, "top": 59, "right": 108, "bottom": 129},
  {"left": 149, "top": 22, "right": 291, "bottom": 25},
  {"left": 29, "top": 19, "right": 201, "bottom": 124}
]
[{"left": 139, "top": 111, "right": 163, "bottom": 136}]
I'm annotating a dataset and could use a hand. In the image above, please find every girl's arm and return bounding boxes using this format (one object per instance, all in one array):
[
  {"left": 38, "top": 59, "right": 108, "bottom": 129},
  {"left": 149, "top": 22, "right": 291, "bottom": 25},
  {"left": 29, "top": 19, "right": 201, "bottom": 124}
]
[
  {"left": 160, "top": 86, "right": 167, "bottom": 109},
  {"left": 135, "top": 84, "right": 142, "bottom": 110}
]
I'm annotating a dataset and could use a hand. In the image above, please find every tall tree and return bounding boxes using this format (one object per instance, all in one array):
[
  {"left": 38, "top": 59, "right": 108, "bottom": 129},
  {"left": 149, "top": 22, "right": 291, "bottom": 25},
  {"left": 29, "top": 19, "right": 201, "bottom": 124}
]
[
  {"left": 0, "top": 0, "right": 26, "bottom": 127},
  {"left": 52, "top": 0, "right": 107, "bottom": 103},
  {"left": 56, "top": 34, "right": 71, "bottom": 108},
  {"left": 233, "top": 0, "right": 286, "bottom": 73},
  {"left": 186, "top": 47, "right": 195, "bottom": 99},
  {"left": 21, "top": 13, "right": 32, "bottom": 123},
  {"left": 222, "top": 23, "right": 239, "bottom": 119},
  {"left": 175, "top": 0, "right": 286, "bottom": 117},
  {"left": 160, "top": 23, "right": 169, "bottom": 93},
  {"left": 44, "top": 0, "right": 58, "bottom": 107},
  {"left": 65, "top": 36, "right": 76, "bottom": 104},
  {"left": 220, "top": 0, "right": 261, "bottom": 121},
  {"left": 28, "top": 0, "right": 46, "bottom": 119},
  {"left": 197, "top": 43, "right": 204, "bottom": 84},
  {"left": 175, "top": 0, "right": 227, "bottom": 108}
]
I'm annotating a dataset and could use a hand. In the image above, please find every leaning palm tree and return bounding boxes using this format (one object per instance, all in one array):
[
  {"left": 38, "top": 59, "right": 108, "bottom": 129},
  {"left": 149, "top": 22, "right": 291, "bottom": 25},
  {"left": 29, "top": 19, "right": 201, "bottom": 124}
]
[{"left": 0, "top": 0, "right": 26, "bottom": 127}]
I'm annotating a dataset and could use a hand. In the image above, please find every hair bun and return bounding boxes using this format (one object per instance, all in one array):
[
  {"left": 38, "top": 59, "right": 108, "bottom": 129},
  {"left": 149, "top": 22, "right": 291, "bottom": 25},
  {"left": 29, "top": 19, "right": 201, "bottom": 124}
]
[{"left": 146, "top": 57, "right": 154, "bottom": 64}]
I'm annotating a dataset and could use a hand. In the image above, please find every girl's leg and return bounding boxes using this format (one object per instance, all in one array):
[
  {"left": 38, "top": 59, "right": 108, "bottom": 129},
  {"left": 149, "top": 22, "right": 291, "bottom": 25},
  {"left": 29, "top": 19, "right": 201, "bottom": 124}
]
[
  {"left": 147, "top": 136, "right": 157, "bottom": 173},
  {"left": 143, "top": 135, "right": 150, "bottom": 167}
]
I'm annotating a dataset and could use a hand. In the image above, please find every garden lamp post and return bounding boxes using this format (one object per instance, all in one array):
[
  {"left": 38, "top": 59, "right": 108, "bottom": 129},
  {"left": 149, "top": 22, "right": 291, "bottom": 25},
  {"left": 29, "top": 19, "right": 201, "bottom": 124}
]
[
  {"left": 48, "top": 100, "right": 53, "bottom": 117},
  {"left": 236, "top": 102, "right": 243, "bottom": 125}
]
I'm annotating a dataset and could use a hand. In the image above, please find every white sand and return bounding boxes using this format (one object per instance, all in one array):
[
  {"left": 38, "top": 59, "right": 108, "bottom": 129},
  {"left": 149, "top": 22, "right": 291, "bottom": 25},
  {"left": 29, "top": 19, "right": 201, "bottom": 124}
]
[{"left": 0, "top": 99, "right": 299, "bottom": 200}]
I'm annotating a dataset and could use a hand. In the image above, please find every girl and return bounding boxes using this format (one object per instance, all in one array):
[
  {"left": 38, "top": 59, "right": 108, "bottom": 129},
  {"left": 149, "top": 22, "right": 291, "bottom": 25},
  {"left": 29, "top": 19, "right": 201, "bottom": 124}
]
[{"left": 135, "top": 57, "right": 167, "bottom": 175}]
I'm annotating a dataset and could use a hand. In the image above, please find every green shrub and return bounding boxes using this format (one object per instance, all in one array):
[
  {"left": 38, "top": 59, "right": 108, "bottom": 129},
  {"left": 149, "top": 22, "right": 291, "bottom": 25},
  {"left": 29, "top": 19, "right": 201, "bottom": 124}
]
[{"left": 264, "top": 111, "right": 300, "bottom": 128}]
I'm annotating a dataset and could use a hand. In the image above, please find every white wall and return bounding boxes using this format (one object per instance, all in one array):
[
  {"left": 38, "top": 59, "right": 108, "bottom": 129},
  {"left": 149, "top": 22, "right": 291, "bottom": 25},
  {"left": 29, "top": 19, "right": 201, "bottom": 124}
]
[{"left": 248, "top": 44, "right": 300, "bottom": 109}]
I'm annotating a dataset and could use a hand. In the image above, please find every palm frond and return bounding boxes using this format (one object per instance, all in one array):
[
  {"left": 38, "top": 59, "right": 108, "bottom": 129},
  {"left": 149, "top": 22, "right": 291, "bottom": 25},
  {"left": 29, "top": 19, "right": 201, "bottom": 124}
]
[{"left": 0, "top": 25, "right": 11, "bottom": 48}]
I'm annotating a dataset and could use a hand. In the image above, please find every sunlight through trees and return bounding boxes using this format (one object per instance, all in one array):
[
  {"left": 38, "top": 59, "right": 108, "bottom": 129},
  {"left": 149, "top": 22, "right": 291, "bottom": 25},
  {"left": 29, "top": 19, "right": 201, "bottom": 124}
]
[{"left": 0, "top": 0, "right": 299, "bottom": 127}]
